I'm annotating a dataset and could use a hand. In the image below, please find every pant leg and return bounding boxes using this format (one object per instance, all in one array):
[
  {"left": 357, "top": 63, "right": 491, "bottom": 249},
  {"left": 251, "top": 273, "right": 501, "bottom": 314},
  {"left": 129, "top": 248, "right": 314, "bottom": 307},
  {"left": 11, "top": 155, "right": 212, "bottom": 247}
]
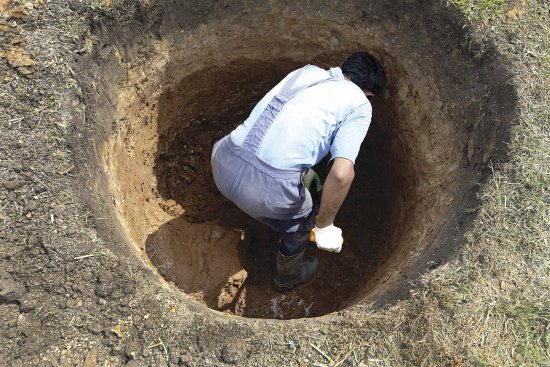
[
  {"left": 212, "top": 136, "right": 311, "bottom": 220},
  {"left": 260, "top": 207, "right": 317, "bottom": 256}
]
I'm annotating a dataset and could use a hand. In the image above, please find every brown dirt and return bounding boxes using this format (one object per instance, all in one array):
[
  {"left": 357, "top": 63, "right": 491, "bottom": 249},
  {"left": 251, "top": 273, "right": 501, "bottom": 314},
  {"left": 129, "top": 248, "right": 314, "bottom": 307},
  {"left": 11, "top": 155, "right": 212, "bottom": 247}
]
[
  {"left": 143, "top": 60, "right": 413, "bottom": 319},
  {"left": 1, "top": 0, "right": 531, "bottom": 365}
]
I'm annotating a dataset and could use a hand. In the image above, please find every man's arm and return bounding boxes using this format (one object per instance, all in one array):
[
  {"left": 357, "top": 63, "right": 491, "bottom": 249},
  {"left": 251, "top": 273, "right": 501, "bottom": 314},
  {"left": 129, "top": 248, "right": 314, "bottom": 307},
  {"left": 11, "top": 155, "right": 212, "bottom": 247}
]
[{"left": 316, "top": 157, "right": 355, "bottom": 228}]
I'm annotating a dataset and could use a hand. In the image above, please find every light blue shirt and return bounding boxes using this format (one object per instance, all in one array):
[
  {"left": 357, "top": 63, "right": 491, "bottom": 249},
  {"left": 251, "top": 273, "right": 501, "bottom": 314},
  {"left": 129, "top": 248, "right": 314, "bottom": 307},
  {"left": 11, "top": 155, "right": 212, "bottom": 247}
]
[{"left": 230, "top": 66, "right": 372, "bottom": 170}]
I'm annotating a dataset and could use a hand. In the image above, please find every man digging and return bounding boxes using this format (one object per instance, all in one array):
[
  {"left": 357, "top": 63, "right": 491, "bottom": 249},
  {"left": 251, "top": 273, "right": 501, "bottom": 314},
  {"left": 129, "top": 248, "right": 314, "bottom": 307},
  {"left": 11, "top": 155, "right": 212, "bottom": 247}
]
[{"left": 211, "top": 52, "right": 386, "bottom": 291}]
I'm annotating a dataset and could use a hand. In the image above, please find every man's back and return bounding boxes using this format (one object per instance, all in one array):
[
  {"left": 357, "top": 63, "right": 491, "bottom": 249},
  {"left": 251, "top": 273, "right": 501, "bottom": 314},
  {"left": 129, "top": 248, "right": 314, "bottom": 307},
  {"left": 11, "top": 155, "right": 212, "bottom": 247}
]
[{"left": 230, "top": 65, "right": 372, "bottom": 170}]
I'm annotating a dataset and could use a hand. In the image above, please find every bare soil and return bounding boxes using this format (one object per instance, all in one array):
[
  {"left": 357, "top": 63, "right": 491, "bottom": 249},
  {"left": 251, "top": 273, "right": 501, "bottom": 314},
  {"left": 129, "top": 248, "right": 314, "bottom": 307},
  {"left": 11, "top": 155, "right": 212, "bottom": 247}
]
[
  {"left": 145, "top": 59, "right": 401, "bottom": 319},
  {"left": 1, "top": 0, "right": 541, "bottom": 365}
]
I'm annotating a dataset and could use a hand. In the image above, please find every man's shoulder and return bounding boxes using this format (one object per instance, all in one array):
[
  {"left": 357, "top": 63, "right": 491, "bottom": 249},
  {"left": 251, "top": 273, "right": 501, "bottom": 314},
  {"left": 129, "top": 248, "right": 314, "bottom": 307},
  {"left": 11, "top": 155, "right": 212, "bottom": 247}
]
[
  {"left": 331, "top": 82, "right": 370, "bottom": 107},
  {"left": 299, "top": 65, "right": 332, "bottom": 81}
]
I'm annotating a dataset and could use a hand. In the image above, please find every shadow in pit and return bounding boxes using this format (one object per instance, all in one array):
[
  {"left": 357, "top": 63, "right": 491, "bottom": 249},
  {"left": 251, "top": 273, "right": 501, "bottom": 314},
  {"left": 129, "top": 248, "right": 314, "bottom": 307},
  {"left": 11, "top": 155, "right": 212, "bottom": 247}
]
[
  {"left": 151, "top": 59, "right": 302, "bottom": 224},
  {"left": 144, "top": 109, "right": 399, "bottom": 319},
  {"left": 144, "top": 210, "right": 378, "bottom": 319},
  {"left": 145, "top": 57, "right": 405, "bottom": 318}
]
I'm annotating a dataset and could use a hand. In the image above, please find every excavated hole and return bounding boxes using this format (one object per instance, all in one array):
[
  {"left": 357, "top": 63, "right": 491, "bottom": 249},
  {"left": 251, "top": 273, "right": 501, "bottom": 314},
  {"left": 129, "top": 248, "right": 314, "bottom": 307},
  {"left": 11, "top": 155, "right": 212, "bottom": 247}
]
[
  {"left": 146, "top": 58, "right": 407, "bottom": 319},
  {"left": 93, "top": 5, "right": 514, "bottom": 320}
]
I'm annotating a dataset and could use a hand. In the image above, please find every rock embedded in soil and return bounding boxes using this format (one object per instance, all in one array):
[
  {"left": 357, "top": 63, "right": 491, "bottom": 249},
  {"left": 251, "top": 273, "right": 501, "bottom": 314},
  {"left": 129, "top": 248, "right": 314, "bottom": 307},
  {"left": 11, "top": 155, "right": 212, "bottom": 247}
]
[
  {"left": 0, "top": 277, "right": 24, "bottom": 303},
  {"left": 16, "top": 313, "right": 29, "bottom": 329},
  {"left": 18, "top": 292, "right": 39, "bottom": 312}
]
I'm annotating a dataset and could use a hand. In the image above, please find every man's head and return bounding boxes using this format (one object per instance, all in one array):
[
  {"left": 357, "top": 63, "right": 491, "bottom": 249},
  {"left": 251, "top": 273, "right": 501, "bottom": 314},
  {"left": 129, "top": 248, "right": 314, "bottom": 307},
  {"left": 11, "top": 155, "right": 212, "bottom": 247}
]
[{"left": 341, "top": 51, "right": 386, "bottom": 96}]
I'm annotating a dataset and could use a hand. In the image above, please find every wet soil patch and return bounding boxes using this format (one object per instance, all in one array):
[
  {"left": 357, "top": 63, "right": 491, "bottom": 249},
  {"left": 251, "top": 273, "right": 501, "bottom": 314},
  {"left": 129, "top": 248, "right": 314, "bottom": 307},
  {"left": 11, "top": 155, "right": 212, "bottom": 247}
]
[{"left": 82, "top": 1, "right": 515, "bottom": 319}]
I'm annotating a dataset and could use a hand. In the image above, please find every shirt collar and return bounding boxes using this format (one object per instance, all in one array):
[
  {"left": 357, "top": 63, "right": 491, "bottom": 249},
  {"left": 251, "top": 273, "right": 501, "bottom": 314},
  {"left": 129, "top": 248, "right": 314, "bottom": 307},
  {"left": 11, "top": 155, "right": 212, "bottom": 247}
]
[{"left": 329, "top": 67, "right": 345, "bottom": 80}]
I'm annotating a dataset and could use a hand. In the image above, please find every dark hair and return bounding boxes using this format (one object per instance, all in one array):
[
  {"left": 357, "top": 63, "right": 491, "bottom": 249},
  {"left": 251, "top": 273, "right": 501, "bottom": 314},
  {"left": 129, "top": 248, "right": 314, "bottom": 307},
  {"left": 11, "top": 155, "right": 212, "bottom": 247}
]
[{"left": 341, "top": 51, "right": 386, "bottom": 95}]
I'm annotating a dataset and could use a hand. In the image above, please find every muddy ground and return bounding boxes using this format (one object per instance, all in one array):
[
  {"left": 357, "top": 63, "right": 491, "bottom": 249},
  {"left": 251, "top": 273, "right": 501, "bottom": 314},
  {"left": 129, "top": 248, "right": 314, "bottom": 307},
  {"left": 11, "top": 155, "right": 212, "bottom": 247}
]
[{"left": 0, "top": 0, "right": 548, "bottom": 366}]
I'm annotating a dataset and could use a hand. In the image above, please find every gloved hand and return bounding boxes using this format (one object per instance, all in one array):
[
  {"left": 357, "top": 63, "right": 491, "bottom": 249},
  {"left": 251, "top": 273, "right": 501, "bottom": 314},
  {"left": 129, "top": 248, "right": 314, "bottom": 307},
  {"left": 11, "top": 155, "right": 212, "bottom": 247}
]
[{"left": 311, "top": 224, "right": 343, "bottom": 253}]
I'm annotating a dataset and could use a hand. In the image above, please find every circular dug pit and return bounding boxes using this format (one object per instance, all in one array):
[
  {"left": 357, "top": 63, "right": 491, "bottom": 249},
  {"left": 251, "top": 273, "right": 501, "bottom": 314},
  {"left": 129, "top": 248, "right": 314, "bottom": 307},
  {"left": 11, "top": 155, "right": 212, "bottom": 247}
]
[{"left": 84, "top": 1, "right": 515, "bottom": 319}]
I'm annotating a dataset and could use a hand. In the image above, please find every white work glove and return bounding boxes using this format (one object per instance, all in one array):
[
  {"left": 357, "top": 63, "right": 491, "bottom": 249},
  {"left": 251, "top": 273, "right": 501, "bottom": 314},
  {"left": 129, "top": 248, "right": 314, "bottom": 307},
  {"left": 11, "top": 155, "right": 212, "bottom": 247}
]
[{"left": 312, "top": 224, "right": 343, "bottom": 253}]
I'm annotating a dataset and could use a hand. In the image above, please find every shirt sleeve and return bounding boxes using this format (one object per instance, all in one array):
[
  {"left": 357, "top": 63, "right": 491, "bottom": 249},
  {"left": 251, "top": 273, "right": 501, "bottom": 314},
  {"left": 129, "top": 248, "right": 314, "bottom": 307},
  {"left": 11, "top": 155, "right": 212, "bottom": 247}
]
[{"left": 329, "top": 102, "right": 372, "bottom": 164}]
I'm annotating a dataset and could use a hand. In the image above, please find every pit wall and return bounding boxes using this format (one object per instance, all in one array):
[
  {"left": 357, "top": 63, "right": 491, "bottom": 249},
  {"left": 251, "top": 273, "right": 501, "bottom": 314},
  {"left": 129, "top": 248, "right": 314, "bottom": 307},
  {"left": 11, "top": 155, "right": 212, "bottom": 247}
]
[{"left": 81, "top": 0, "right": 515, "bottom": 315}]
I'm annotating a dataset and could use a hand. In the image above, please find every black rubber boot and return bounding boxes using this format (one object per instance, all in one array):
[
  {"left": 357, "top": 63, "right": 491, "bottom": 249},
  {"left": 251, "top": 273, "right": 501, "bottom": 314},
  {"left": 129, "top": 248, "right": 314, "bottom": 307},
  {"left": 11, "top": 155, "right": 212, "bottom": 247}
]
[{"left": 273, "top": 249, "right": 319, "bottom": 291}]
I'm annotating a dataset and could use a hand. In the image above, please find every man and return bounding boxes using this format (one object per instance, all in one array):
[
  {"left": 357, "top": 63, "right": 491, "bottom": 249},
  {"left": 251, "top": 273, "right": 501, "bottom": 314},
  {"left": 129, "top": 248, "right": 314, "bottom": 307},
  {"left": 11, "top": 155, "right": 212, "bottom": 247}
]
[{"left": 211, "top": 51, "right": 386, "bottom": 291}]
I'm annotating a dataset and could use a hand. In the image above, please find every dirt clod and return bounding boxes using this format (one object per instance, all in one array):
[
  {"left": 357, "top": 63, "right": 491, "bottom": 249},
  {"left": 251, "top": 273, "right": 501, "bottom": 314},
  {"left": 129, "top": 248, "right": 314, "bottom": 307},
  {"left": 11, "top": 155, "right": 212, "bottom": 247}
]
[
  {"left": 0, "top": 0, "right": 12, "bottom": 12},
  {"left": 3, "top": 179, "right": 22, "bottom": 190},
  {"left": 16, "top": 66, "right": 33, "bottom": 76},
  {"left": 51, "top": 203, "right": 66, "bottom": 216},
  {"left": 83, "top": 348, "right": 98, "bottom": 367},
  {"left": 220, "top": 339, "right": 251, "bottom": 365},
  {"left": 1, "top": 47, "right": 36, "bottom": 68},
  {"left": 18, "top": 293, "right": 39, "bottom": 312},
  {"left": 0, "top": 277, "right": 23, "bottom": 303}
]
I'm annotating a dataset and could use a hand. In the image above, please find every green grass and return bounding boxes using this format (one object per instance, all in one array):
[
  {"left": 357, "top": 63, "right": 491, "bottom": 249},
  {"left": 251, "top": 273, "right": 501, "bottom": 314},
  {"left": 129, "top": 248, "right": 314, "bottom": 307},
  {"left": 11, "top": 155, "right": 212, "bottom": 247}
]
[
  {"left": 0, "top": 11, "right": 8, "bottom": 24},
  {"left": 449, "top": 0, "right": 511, "bottom": 20},
  {"left": 51, "top": 149, "right": 66, "bottom": 160},
  {"left": 447, "top": 1, "right": 550, "bottom": 364}
]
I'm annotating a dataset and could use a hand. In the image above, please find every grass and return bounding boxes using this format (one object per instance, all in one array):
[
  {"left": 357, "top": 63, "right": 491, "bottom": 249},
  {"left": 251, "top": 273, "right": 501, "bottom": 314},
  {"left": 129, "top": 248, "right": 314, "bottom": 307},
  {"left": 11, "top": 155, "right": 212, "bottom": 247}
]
[
  {"left": 280, "top": 1, "right": 549, "bottom": 366},
  {"left": 58, "top": 20, "right": 79, "bottom": 38},
  {"left": 449, "top": 0, "right": 514, "bottom": 21},
  {"left": 90, "top": 0, "right": 113, "bottom": 10},
  {"left": 51, "top": 149, "right": 66, "bottom": 160},
  {"left": 399, "top": 0, "right": 550, "bottom": 364},
  {"left": 404, "top": 1, "right": 549, "bottom": 364}
]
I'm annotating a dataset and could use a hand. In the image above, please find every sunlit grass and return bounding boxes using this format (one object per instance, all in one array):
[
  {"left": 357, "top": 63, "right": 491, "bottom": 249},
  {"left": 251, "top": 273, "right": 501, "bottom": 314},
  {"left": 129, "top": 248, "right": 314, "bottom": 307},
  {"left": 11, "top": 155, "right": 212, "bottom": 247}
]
[{"left": 450, "top": 0, "right": 510, "bottom": 20}]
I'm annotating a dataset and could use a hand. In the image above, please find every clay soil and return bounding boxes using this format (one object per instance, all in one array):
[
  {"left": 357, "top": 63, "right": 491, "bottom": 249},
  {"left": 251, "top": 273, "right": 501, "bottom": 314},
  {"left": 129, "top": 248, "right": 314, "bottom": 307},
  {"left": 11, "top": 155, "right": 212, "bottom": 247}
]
[{"left": 1, "top": 0, "right": 547, "bottom": 366}]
